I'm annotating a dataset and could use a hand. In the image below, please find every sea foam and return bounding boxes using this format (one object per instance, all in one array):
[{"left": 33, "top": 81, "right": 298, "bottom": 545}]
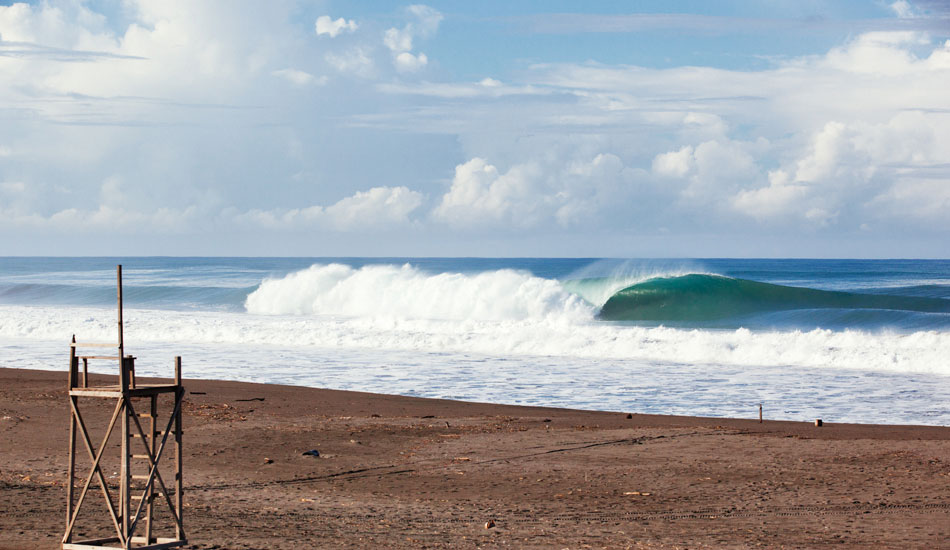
[{"left": 1, "top": 302, "right": 948, "bottom": 376}]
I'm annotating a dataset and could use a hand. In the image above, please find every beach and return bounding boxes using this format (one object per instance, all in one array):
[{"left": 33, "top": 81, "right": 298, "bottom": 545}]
[{"left": 2, "top": 367, "right": 948, "bottom": 549}]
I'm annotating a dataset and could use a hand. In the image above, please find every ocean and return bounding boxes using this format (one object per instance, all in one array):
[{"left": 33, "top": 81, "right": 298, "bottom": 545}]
[{"left": 0, "top": 257, "right": 948, "bottom": 425}]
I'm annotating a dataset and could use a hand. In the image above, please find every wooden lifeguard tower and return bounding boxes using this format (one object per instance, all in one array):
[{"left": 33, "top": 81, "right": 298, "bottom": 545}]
[{"left": 64, "top": 265, "right": 186, "bottom": 550}]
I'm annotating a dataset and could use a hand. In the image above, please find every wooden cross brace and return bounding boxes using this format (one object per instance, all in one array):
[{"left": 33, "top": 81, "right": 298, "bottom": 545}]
[
  {"left": 63, "top": 390, "right": 186, "bottom": 549},
  {"left": 125, "top": 394, "right": 185, "bottom": 539}
]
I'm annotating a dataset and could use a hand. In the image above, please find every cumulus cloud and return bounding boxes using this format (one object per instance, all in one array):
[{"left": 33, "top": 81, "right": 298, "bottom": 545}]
[
  {"left": 383, "top": 4, "right": 442, "bottom": 72},
  {"left": 0, "top": 0, "right": 948, "bottom": 255},
  {"left": 238, "top": 187, "right": 423, "bottom": 231},
  {"left": 383, "top": 27, "right": 414, "bottom": 54},
  {"left": 394, "top": 51, "right": 428, "bottom": 72},
  {"left": 652, "top": 146, "right": 694, "bottom": 178},
  {"left": 868, "top": 177, "right": 950, "bottom": 228},
  {"left": 433, "top": 154, "right": 641, "bottom": 230},
  {"left": 731, "top": 111, "right": 947, "bottom": 226},
  {"left": 315, "top": 15, "right": 357, "bottom": 38}
]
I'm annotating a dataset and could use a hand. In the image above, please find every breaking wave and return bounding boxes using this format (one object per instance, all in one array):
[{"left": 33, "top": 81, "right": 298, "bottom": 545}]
[{"left": 245, "top": 263, "right": 594, "bottom": 322}]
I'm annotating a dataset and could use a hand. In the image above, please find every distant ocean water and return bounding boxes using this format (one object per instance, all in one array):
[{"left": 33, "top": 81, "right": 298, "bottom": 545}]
[{"left": 1, "top": 257, "right": 948, "bottom": 425}]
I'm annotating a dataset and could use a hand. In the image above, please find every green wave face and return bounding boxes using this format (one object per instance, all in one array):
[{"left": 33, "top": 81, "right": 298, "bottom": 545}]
[{"left": 598, "top": 274, "right": 950, "bottom": 322}]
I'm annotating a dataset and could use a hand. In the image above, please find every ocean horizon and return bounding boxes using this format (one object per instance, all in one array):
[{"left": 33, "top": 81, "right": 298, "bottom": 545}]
[{"left": 1, "top": 256, "right": 948, "bottom": 426}]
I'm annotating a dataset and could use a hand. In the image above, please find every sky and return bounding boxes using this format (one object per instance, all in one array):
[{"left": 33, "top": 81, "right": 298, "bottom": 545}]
[{"left": 0, "top": 0, "right": 948, "bottom": 258}]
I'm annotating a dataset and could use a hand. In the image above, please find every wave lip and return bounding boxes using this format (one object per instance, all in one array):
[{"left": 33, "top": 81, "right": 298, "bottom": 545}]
[
  {"left": 245, "top": 263, "right": 595, "bottom": 322},
  {"left": 599, "top": 274, "right": 950, "bottom": 322}
]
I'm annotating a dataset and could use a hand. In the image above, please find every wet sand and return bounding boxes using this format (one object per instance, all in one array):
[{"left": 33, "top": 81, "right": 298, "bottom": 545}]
[{"left": 1, "top": 367, "right": 948, "bottom": 549}]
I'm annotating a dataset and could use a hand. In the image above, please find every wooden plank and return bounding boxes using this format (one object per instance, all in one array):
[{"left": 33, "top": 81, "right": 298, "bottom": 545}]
[
  {"left": 64, "top": 537, "right": 186, "bottom": 549},
  {"left": 79, "top": 355, "right": 120, "bottom": 361},
  {"left": 134, "top": 540, "right": 187, "bottom": 550},
  {"left": 71, "top": 342, "right": 118, "bottom": 348},
  {"left": 129, "top": 386, "right": 180, "bottom": 397},
  {"left": 69, "top": 389, "right": 123, "bottom": 398},
  {"left": 63, "top": 535, "right": 122, "bottom": 550},
  {"left": 67, "top": 536, "right": 119, "bottom": 545}
]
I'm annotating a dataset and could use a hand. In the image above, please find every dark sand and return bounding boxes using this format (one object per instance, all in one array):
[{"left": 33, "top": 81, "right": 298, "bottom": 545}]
[{"left": 1, "top": 367, "right": 948, "bottom": 549}]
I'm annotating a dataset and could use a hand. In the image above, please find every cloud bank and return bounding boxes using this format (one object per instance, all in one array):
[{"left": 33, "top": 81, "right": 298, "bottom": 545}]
[{"left": 0, "top": 1, "right": 947, "bottom": 256}]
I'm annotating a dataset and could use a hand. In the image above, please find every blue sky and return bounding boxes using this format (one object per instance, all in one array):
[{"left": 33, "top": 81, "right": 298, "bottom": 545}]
[{"left": 0, "top": 1, "right": 948, "bottom": 257}]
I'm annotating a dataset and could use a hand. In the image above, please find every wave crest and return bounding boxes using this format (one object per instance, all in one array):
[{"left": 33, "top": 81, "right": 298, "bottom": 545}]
[{"left": 245, "top": 263, "right": 595, "bottom": 322}]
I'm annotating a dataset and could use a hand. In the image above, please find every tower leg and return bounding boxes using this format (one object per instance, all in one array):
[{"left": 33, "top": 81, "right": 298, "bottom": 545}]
[
  {"left": 175, "top": 356, "right": 184, "bottom": 541},
  {"left": 121, "top": 396, "right": 131, "bottom": 549}
]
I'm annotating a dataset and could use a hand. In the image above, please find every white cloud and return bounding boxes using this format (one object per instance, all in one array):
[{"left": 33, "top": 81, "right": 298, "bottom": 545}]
[
  {"left": 868, "top": 177, "right": 950, "bottom": 228},
  {"left": 272, "top": 68, "right": 324, "bottom": 85},
  {"left": 383, "top": 4, "right": 442, "bottom": 72},
  {"left": 394, "top": 51, "right": 428, "bottom": 72},
  {"left": 237, "top": 187, "right": 423, "bottom": 231},
  {"left": 384, "top": 27, "right": 414, "bottom": 53},
  {"left": 731, "top": 110, "right": 948, "bottom": 226},
  {"left": 325, "top": 186, "right": 423, "bottom": 229},
  {"left": 890, "top": 1, "right": 919, "bottom": 19},
  {"left": 732, "top": 170, "right": 809, "bottom": 221},
  {"left": 0, "top": 181, "right": 26, "bottom": 194},
  {"left": 0, "top": 203, "right": 199, "bottom": 234},
  {"left": 0, "top": 0, "right": 947, "bottom": 256},
  {"left": 325, "top": 47, "right": 374, "bottom": 76},
  {"left": 652, "top": 146, "right": 694, "bottom": 178},
  {"left": 793, "top": 121, "right": 849, "bottom": 183},
  {"left": 651, "top": 139, "right": 760, "bottom": 203},
  {"left": 433, "top": 158, "right": 528, "bottom": 228},
  {"left": 315, "top": 15, "right": 357, "bottom": 38},
  {"left": 822, "top": 32, "right": 931, "bottom": 76},
  {"left": 433, "top": 154, "right": 640, "bottom": 230}
]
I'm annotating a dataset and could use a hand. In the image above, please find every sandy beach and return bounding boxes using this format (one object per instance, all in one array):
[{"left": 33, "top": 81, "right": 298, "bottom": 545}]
[{"left": 1, "top": 366, "right": 948, "bottom": 549}]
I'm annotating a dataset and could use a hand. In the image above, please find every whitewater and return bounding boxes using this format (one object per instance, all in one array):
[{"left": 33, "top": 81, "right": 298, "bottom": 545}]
[{"left": 1, "top": 257, "right": 948, "bottom": 425}]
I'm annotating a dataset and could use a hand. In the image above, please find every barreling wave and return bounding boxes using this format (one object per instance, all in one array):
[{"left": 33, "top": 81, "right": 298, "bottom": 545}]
[
  {"left": 599, "top": 274, "right": 950, "bottom": 322},
  {"left": 245, "top": 263, "right": 594, "bottom": 322}
]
